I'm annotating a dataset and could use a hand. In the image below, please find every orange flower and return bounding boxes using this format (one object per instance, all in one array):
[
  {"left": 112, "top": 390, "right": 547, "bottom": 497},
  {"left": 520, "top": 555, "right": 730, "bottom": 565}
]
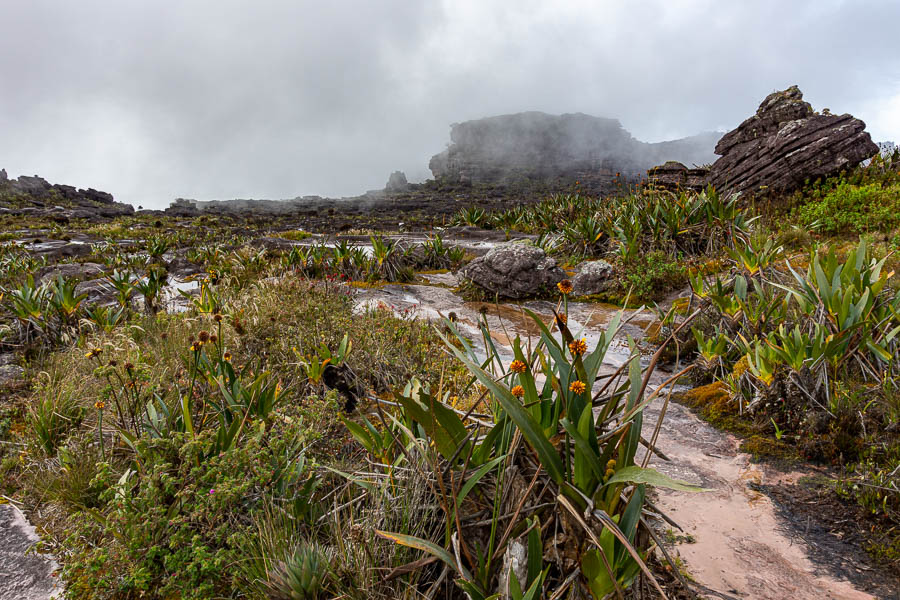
[
  {"left": 557, "top": 279, "right": 574, "bottom": 295},
  {"left": 509, "top": 360, "right": 527, "bottom": 374},
  {"left": 94, "top": 400, "right": 105, "bottom": 410},
  {"left": 569, "top": 380, "right": 586, "bottom": 395},
  {"left": 511, "top": 385, "right": 525, "bottom": 398},
  {"left": 223, "top": 352, "right": 232, "bottom": 362},
  {"left": 568, "top": 338, "right": 588, "bottom": 356}
]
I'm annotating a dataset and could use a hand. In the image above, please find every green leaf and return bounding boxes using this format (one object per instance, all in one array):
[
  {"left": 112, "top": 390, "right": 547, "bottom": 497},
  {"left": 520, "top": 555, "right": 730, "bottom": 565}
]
[
  {"left": 396, "top": 383, "right": 470, "bottom": 462},
  {"left": 456, "top": 455, "right": 507, "bottom": 508},
  {"left": 526, "top": 518, "right": 544, "bottom": 589},
  {"left": 438, "top": 330, "right": 566, "bottom": 484},
  {"left": 376, "top": 530, "right": 473, "bottom": 581},
  {"left": 603, "top": 465, "right": 706, "bottom": 492}
]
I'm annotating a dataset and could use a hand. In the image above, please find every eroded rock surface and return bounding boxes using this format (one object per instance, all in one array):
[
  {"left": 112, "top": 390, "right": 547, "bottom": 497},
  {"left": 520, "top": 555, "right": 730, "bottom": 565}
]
[
  {"left": 459, "top": 242, "right": 564, "bottom": 299},
  {"left": 708, "top": 86, "right": 879, "bottom": 195},
  {"left": 0, "top": 504, "right": 62, "bottom": 600}
]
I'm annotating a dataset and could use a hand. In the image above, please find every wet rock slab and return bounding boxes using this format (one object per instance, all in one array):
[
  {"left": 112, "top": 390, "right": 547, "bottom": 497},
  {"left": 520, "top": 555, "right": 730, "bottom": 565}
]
[{"left": 0, "top": 504, "right": 62, "bottom": 600}]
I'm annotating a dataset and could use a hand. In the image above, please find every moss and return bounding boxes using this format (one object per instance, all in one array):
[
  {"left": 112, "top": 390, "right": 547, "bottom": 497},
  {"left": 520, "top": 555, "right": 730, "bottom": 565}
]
[
  {"left": 739, "top": 436, "right": 799, "bottom": 462},
  {"left": 274, "top": 230, "right": 312, "bottom": 241},
  {"left": 678, "top": 383, "right": 802, "bottom": 464}
]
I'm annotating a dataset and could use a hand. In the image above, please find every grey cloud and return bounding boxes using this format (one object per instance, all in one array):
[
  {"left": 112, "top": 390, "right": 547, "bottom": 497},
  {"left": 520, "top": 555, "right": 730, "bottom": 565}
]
[{"left": 1, "top": 0, "right": 898, "bottom": 208}]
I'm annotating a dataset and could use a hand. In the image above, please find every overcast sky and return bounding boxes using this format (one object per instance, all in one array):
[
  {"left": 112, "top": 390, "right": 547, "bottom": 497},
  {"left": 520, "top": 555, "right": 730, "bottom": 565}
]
[{"left": 1, "top": 0, "right": 899, "bottom": 209}]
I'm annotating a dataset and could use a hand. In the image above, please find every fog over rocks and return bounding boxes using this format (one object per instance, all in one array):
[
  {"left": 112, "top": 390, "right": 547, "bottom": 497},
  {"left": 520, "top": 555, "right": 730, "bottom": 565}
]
[
  {"left": 428, "top": 112, "right": 721, "bottom": 184},
  {"left": 1, "top": 2, "right": 898, "bottom": 209}
]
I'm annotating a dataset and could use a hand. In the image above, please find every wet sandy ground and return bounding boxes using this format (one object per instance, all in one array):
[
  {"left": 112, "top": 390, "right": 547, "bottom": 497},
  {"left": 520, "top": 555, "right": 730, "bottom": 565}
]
[{"left": 356, "top": 278, "right": 879, "bottom": 599}]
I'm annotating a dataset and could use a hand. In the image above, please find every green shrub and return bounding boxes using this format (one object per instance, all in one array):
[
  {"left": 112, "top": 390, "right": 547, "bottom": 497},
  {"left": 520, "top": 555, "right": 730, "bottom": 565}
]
[
  {"left": 620, "top": 251, "right": 686, "bottom": 302},
  {"left": 794, "top": 182, "right": 900, "bottom": 234}
]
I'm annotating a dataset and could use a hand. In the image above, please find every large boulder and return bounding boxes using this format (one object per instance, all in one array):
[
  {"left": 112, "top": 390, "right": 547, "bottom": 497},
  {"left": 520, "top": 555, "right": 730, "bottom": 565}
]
[
  {"left": 459, "top": 242, "right": 564, "bottom": 299},
  {"left": 572, "top": 260, "right": 614, "bottom": 296},
  {"left": 708, "top": 86, "right": 879, "bottom": 195}
]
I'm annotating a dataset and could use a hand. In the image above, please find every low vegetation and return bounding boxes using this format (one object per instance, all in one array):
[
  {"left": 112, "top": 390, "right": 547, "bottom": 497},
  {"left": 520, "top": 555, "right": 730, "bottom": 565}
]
[{"left": 1, "top": 151, "right": 898, "bottom": 597}]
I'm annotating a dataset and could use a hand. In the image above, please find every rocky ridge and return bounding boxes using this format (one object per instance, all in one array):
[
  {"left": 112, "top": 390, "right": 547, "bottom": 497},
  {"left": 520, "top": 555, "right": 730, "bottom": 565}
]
[{"left": 0, "top": 170, "right": 134, "bottom": 221}]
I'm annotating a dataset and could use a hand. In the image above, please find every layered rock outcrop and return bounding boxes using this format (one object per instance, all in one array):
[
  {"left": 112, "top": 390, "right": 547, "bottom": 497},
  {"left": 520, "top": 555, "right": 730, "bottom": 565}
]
[
  {"left": 0, "top": 171, "right": 134, "bottom": 220},
  {"left": 429, "top": 112, "right": 719, "bottom": 186},
  {"left": 647, "top": 161, "right": 710, "bottom": 191},
  {"left": 706, "top": 86, "right": 879, "bottom": 195}
]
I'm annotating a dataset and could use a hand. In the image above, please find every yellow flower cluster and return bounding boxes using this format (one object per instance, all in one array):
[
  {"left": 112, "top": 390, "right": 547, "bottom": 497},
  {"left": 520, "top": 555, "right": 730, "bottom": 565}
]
[
  {"left": 509, "top": 359, "right": 527, "bottom": 374},
  {"left": 568, "top": 338, "right": 588, "bottom": 356},
  {"left": 569, "top": 380, "right": 587, "bottom": 395}
]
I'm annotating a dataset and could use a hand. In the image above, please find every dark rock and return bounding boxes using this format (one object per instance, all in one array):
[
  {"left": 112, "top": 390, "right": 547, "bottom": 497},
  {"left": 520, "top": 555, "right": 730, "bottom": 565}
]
[
  {"left": 647, "top": 161, "right": 710, "bottom": 191},
  {"left": 0, "top": 170, "right": 132, "bottom": 218},
  {"left": 459, "top": 242, "right": 564, "bottom": 299},
  {"left": 385, "top": 170, "right": 409, "bottom": 192},
  {"left": 708, "top": 86, "right": 879, "bottom": 195},
  {"left": 75, "top": 278, "right": 117, "bottom": 305},
  {"left": 572, "top": 260, "right": 614, "bottom": 296},
  {"left": 36, "top": 262, "right": 104, "bottom": 285},
  {"left": 27, "top": 240, "right": 92, "bottom": 260},
  {"left": 248, "top": 237, "right": 295, "bottom": 252},
  {"left": 166, "top": 257, "right": 205, "bottom": 279}
]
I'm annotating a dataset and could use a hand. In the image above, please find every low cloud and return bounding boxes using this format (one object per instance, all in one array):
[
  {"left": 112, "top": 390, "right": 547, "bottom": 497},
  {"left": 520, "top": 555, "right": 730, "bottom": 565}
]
[{"left": 1, "top": 0, "right": 898, "bottom": 208}]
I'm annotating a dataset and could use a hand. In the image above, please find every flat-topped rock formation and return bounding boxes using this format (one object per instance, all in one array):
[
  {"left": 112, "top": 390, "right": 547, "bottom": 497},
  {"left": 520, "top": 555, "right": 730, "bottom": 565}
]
[{"left": 428, "top": 112, "right": 720, "bottom": 185}]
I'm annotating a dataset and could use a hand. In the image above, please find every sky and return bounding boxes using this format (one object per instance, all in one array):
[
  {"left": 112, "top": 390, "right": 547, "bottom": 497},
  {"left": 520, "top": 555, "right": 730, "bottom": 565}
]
[{"left": 1, "top": 0, "right": 899, "bottom": 209}]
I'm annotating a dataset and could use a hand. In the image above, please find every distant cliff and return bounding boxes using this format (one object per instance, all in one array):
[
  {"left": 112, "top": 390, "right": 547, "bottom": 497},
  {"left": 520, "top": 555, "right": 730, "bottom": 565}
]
[{"left": 428, "top": 112, "right": 720, "bottom": 184}]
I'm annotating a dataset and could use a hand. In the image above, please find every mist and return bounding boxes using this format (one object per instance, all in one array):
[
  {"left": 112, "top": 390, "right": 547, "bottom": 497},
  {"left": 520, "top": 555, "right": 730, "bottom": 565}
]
[{"left": 1, "top": 0, "right": 899, "bottom": 209}]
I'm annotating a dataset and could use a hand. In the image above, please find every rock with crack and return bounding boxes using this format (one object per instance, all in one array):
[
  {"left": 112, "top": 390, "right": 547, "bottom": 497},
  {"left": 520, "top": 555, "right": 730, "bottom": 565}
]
[
  {"left": 459, "top": 241, "right": 564, "bottom": 299},
  {"left": 572, "top": 260, "right": 614, "bottom": 296},
  {"left": 708, "top": 85, "right": 879, "bottom": 196}
]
